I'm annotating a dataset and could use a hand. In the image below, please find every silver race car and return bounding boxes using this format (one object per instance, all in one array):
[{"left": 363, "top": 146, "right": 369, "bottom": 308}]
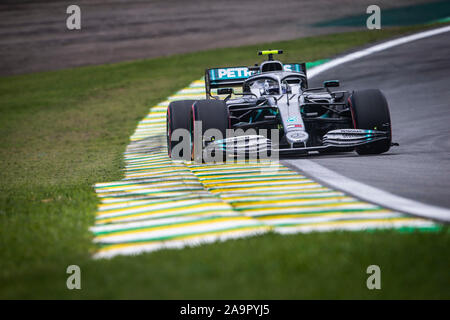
[{"left": 167, "top": 50, "right": 395, "bottom": 160}]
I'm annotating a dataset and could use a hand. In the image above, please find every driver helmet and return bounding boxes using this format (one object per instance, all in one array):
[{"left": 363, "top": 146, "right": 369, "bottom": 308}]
[{"left": 263, "top": 79, "right": 279, "bottom": 95}]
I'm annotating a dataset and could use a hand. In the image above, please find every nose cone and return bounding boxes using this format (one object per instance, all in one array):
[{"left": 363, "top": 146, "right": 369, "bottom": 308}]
[{"left": 286, "top": 130, "right": 309, "bottom": 144}]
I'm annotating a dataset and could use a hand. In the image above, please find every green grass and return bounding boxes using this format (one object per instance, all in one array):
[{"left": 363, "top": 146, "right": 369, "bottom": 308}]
[{"left": 1, "top": 24, "right": 449, "bottom": 299}]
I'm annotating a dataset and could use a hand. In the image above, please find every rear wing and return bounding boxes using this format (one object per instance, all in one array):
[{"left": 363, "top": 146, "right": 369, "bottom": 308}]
[{"left": 205, "top": 63, "right": 307, "bottom": 98}]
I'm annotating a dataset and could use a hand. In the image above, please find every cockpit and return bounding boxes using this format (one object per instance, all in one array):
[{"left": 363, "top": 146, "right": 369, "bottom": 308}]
[
  {"left": 246, "top": 77, "right": 280, "bottom": 96},
  {"left": 243, "top": 74, "right": 304, "bottom": 97}
]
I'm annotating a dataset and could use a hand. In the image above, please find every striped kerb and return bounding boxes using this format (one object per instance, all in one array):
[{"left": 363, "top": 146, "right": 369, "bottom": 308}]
[{"left": 91, "top": 79, "right": 435, "bottom": 259}]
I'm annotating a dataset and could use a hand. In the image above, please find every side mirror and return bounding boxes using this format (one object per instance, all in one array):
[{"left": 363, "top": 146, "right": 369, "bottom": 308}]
[
  {"left": 323, "top": 80, "right": 340, "bottom": 88},
  {"left": 217, "top": 88, "right": 234, "bottom": 95}
]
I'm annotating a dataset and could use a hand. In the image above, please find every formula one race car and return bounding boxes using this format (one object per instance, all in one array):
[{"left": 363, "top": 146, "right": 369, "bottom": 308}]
[{"left": 166, "top": 50, "right": 394, "bottom": 160}]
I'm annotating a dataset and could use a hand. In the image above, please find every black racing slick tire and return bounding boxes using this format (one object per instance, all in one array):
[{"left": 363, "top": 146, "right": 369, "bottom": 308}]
[
  {"left": 349, "top": 89, "right": 392, "bottom": 155},
  {"left": 191, "top": 99, "right": 229, "bottom": 160},
  {"left": 166, "top": 100, "right": 196, "bottom": 159}
]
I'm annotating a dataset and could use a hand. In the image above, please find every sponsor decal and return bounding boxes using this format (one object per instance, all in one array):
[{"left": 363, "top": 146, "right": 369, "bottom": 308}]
[
  {"left": 287, "top": 116, "right": 297, "bottom": 122},
  {"left": 211, "top": 67, "right": 255, "bottom": 80},
  {"left": 210, "top": 63, "right": 304, "bottom": 81},
  {"left": 283, "top": 63, "right": 303, "bottom": 72},
  {"left": 286, "top": 130, "right": 309, "bottom": 143},
  {"left": 326, "top": 129, "right": 386, "bottom": 135}
]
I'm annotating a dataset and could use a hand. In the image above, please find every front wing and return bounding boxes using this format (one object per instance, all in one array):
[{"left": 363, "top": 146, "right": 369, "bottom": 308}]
[{"left": 203, "top": 129, "right": 391, "bottom": 157}]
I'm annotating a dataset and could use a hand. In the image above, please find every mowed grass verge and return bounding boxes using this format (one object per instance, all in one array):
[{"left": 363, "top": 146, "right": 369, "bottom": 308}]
[{"left": 0, "top": 24, "right": 449, "bottom": 299}]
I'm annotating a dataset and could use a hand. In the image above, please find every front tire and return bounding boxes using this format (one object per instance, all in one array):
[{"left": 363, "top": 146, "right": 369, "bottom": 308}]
[
  {"left": 191, "top": 100, "right": 229, "bottom": 161},
  {"left": 166, "top": 100, "right": 196, "bottom": 159},
  {"left": 349, "top": 89, "right": 392, "bottom": 155}
]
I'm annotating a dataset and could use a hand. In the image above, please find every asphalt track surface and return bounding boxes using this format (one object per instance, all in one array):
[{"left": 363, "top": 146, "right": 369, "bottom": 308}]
[
  {"left": 284, "top": 30, "right": 450, "bottom": 209},
  {"left": 0, "top": 0, "right": 425, "bottom": 75}
]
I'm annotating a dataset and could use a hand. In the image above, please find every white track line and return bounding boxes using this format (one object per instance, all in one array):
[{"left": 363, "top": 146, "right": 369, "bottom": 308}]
[
  {"left": 308, "top": 25, "right": 450, "bottom": 78},
  {"left": 285, "top": 160, "right": 450, "bottom": 222},
  {"left": 289, "top": 25, "right": 450, "bottom": 222}
]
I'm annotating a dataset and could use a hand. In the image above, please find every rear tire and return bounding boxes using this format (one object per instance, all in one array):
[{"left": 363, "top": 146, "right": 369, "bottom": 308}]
[
  {"left": 191, "top": 100, "right": 229, "bottom": 160},
  {"left": 166, "top": 100, "right": 196, "bottom": 159},
  {"left": 350, "top": 89, "right": 392, "bottom": 155}
]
